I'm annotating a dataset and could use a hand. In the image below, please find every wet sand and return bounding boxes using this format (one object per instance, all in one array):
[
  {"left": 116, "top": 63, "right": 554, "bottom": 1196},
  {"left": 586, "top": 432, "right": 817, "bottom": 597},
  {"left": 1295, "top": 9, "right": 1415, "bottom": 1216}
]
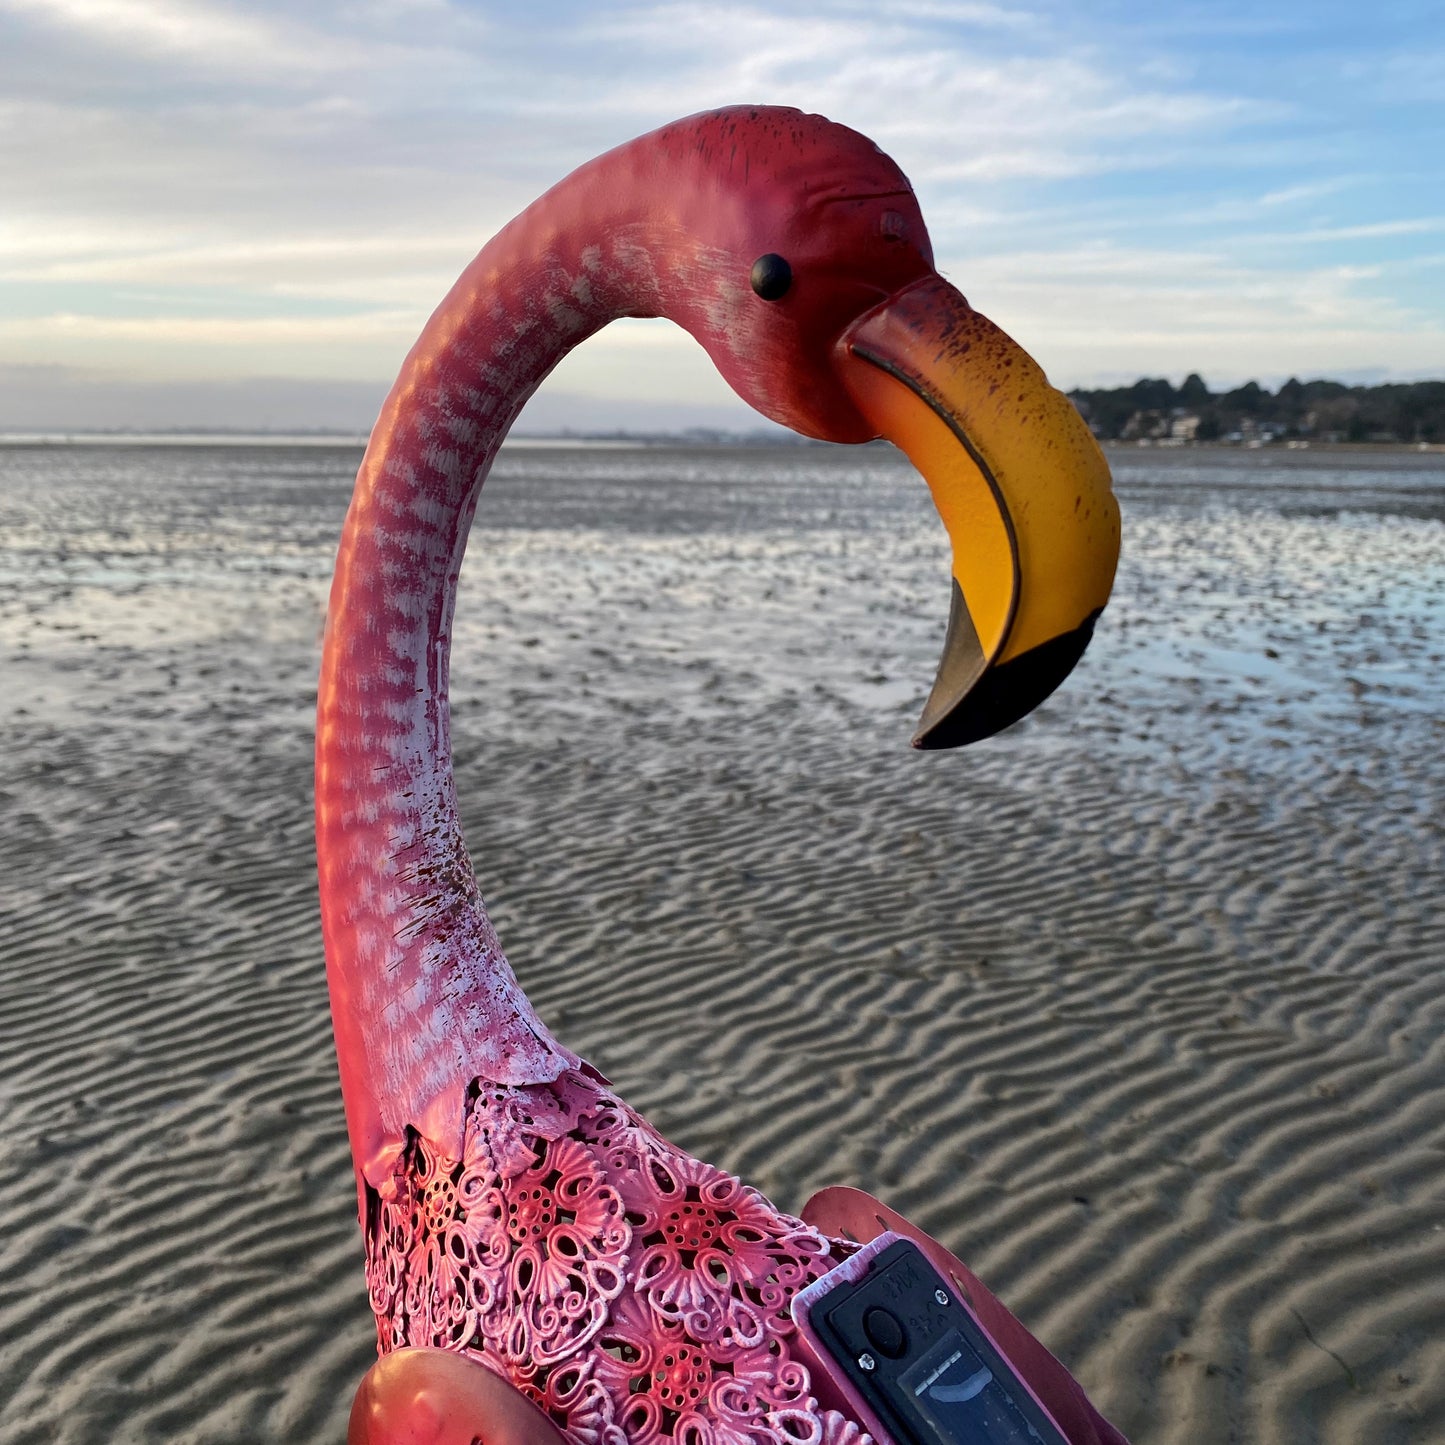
[{"left": 0, "top": 440, "right": 1441, "bottom": 1443}]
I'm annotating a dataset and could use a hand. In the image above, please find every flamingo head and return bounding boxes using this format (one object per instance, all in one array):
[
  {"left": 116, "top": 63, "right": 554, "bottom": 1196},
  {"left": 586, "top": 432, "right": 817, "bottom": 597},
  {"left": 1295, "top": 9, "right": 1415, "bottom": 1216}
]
[{"left": 642, "top": 107, "right": 1121, "bottom": 746}]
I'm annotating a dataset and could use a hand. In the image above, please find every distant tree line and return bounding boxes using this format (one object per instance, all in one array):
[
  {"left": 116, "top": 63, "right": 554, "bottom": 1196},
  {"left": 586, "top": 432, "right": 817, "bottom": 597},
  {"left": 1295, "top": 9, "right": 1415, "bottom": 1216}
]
[{"left": 1068, "top": 374, "right": 1445, "bottom": 444}]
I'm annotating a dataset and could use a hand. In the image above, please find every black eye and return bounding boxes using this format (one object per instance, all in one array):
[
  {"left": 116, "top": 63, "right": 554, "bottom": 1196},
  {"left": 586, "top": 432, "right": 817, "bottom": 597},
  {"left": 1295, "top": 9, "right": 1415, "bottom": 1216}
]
[{"left": 750, "top": 253, "right": 792, "bottom": 301}]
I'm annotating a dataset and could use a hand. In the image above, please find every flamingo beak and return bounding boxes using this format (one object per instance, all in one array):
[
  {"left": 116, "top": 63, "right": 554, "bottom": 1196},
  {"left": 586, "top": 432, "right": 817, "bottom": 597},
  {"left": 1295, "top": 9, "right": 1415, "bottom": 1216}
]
[{"left": 835, "top": 275, "right": 1120, "bottom": 747}]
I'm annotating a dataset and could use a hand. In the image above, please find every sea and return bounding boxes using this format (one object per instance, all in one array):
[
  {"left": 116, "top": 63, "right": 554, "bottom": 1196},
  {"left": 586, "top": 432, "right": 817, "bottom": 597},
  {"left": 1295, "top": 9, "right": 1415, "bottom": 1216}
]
[{"left": 1, "top": 437, "right": 1440, "bottom": 800}]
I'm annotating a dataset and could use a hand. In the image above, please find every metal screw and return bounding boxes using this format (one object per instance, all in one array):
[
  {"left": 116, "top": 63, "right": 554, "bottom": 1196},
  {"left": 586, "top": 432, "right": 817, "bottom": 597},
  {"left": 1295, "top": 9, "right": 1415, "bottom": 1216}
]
[
  {"left": 858, "top": 1353, "right": 877, "bottom": 1372},
  {"left": 934, "top": 1288, "right": 949, "bottom": 1306}
]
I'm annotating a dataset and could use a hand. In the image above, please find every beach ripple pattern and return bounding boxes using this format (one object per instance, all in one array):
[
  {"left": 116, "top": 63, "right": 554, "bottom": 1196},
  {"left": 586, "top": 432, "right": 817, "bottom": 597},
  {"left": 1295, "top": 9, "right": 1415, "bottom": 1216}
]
[{"left": 0, "top": 440, "right": 1440, "bottom": 1443}]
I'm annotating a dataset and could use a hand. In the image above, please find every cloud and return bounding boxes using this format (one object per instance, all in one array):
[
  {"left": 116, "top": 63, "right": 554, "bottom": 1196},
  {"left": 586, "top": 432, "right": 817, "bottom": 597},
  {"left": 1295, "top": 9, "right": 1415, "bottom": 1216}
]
[
  {"left": 0, "top": 310, "right": 422, "bottom": 344},
  {"left": 1257, "top": 178, "right": 1358, "bottom": 208},
  {"left": 1285, "top": 218, "right": 1445, "bottom": 244},
  {"left": 951, "top": 241, "right": 1445, "bottom": 387},
  {"left": 832, "top": 0, "right": 1038, "bottom": 28},
  {"left": 1, "top": 0, "right": 1440, "bottom": 429},
  {"left": 0, "top": 0, "right": 342, "bottom": 76},
  {"left": 0, "top": 230, "right": 488, "bottom": 294},
  {"left": 562, "top": 2, "right": 1271, "bottom": 187},
  {"left": 1341, "top": 44, "right": 1445, "bottom": 104}
]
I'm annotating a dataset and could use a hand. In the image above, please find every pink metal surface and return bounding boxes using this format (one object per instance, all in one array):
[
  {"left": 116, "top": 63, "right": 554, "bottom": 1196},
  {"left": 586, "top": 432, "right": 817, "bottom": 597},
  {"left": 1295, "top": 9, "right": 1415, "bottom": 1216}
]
[
  {"left": 317, "top": 106, "right": 1123, "bottom": 1444},
  {"left": 362, "top": 1069, "right": 865, "bottom": 1445}
]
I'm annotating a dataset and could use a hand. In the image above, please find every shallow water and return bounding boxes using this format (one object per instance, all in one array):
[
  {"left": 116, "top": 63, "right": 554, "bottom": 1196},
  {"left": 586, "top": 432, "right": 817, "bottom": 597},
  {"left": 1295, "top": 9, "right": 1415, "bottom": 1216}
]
[{"left": 1, "top": 440, "right": 1439, "bottom": 789}]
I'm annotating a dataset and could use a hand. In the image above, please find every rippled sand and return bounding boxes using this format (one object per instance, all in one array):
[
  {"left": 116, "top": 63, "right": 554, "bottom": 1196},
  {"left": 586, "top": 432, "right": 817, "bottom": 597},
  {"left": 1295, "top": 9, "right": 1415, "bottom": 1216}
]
[{"left": 0, "top": 441, "right": 1441, "bottom": 1443}]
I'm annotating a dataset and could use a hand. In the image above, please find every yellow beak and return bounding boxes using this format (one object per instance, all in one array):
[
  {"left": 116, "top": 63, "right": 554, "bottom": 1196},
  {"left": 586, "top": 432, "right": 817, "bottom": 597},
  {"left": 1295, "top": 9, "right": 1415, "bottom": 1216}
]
[{"left": 835, "top": 275, "right": 1120, "bottom": 747}]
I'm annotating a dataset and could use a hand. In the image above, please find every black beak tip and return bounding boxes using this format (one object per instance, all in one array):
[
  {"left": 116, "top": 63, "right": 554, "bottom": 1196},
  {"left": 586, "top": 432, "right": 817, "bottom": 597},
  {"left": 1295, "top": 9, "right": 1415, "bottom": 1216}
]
[{"left": 912, "top": 610, "right": 1103, "bottom": 749}]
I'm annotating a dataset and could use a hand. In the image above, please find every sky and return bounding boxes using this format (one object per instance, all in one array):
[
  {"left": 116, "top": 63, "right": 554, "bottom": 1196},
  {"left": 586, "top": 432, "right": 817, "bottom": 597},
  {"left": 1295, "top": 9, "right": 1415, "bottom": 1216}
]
[{"left": 2, "top": 0, "right": 1442, "bottom": 433}]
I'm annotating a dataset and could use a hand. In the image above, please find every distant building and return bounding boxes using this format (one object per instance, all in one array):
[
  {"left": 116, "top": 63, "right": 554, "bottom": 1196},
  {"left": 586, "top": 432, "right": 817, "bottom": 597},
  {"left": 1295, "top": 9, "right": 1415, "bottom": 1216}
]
[
  {"left": 1122, "top": 408, "right": 1201, "bottom": 444},
  {"left": 1121, "top": 409, "right": 1168, "bottom": 441}
]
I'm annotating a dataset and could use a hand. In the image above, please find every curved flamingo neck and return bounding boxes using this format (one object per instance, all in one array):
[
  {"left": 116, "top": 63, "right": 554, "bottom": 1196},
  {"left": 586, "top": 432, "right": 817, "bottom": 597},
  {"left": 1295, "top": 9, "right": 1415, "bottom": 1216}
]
[{"left": 317, "top": 146, "right": 672, "bottom": 1195}]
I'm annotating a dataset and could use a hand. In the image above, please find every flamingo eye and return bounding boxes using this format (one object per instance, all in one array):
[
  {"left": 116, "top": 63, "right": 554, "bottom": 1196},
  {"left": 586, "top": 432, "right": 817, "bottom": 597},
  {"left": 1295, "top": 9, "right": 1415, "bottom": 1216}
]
[{"left": 750, "top": 253, "right": 792, "bottom": 301}]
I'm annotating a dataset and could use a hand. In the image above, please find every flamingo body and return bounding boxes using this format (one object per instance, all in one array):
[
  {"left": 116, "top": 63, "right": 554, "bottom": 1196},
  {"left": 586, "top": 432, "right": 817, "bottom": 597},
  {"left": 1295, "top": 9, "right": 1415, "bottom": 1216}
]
[{"left": 317, "top": 107, "right": 1124, "bottom": 1444}]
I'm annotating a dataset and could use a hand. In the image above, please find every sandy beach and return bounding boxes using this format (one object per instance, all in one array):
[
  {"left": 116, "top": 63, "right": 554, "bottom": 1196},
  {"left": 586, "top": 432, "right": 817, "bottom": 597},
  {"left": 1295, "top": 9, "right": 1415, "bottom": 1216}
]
[{"left": 0, "top": 438, "right": 1441, "bottom": 1443}]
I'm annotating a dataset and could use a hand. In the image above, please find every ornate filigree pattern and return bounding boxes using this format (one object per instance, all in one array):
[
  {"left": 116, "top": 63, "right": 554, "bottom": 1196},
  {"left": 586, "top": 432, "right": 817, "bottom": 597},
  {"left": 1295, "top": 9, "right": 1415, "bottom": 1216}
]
[{"left": 365, "top": 1070, "right": 870, "bottom": 1445}]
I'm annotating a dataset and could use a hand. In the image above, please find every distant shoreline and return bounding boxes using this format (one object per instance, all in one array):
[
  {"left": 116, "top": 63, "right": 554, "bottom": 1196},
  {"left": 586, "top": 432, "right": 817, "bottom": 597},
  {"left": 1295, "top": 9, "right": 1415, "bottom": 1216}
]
[
  {"left": 0, "top": 429, "right": 799, "bottom": 449},
  {"left": 1103, "top": 438, "right": 1445, "bottom": 455},
  {"left": 1, "top": 430, "right": 1442, "bottom": 454}
]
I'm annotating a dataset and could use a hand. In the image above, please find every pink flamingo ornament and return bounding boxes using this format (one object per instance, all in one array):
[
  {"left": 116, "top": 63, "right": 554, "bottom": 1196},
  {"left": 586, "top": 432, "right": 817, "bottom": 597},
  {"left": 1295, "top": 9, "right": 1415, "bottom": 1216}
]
[{"left": 319, "top": 107, "right": 1123, "bottom": 1445}]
